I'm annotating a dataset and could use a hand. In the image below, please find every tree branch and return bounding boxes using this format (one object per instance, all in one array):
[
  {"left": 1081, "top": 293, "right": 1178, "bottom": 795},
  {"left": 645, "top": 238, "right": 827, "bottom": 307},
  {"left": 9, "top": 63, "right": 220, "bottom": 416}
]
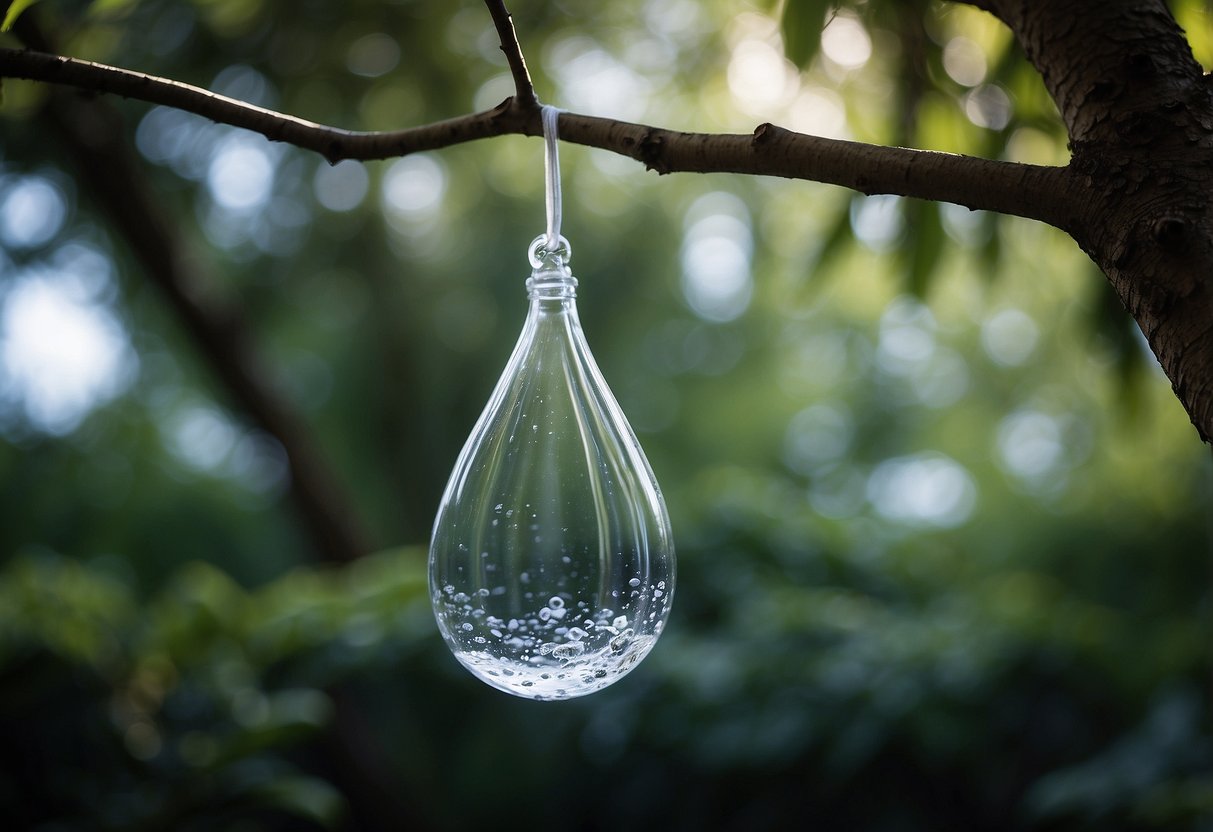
[
  {"left": 484, "top": 0, "right": 538, "bottom": 109},
  {"left": 0, "top": 48, "right": 515, "bottom": 163},
  {"left": 0, "top": 46, "right": 1072, "bottom": 225}
]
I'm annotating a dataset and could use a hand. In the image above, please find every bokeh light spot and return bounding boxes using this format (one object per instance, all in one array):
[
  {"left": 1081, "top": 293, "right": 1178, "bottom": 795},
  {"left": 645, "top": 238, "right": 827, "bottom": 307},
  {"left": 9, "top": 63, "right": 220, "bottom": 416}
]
[
  {"left": 943, "top": 37, "right": 987, "bottom": 87},
  {"left": 821, "top": 15, "right": 872, "bottom": 70},
  {"left": 996, "top": 410, "right": 1064, "bottom": 482},
  {"left": 784, "top": 403, "right": 854, "bottom": 475},
  {"left": 1, "top": 273, "right": 136, "bottom": 435},
  {"left": 867, "top": 452, "right": 977, "bottom": 528},
  {"left": 0, "top": 177, "right": 67, "bottom": 249},
  {"left": 681, "top": 193, "right": 753, "bottom": 323},
  {"left": 982, "top": 308, "right": 1039, "bottom": 367},
  {"left": 314, "top": 160, "right": 369, "bottom": 212},
  {"left": 347, "top": 33, "right": 401, "bottom": 78},
  {"left": 851, "top": 195, "right": 904, "bottom": 252},
  {"left": 207, "top": 135, "right": 275, "bottom": 213},
  {"left": 382, "top": 154, "right": 447, "bottom": 217}
]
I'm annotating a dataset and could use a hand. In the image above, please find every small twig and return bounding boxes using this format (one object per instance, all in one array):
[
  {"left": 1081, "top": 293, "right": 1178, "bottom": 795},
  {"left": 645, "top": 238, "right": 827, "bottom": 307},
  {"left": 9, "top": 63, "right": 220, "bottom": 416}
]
[{"left": 484, "top": 0, "right": 539, "bottom": 109}]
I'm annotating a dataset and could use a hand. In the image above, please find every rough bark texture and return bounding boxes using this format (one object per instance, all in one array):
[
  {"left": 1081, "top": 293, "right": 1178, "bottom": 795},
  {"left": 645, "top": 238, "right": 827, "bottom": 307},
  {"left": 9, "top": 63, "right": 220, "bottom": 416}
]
[{"left": 982, "top": 0, "right": 1213, "bottom": 440}]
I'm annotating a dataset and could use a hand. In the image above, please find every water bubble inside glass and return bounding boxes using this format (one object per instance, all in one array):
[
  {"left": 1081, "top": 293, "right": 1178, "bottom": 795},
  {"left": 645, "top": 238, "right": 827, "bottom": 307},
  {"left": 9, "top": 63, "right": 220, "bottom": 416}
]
[{"left": 429, "top": 236, "right": 675, "bottom": 701}]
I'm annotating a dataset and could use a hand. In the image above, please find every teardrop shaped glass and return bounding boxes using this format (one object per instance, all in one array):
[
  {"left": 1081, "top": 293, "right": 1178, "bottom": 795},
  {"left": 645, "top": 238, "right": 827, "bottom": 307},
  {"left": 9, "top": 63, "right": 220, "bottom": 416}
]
[{"left": 429, "top": 247, "right": 675, "bottom": 701}]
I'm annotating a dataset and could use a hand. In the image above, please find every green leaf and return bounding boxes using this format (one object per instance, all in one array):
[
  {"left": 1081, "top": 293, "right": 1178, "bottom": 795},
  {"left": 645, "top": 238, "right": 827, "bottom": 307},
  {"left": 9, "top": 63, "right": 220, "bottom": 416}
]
[
  {"left": 1086, "top": 268, "right": 1146, "bottom": 419},
  {"left": 88, "top": 0, "right": 139, "bottom": 19},
  {"left": 903, "top": 199, "right": 944, "bottom": 297},
  {"left": 249, "top": 775, "right": 345, "bottom": 828},
  {"left": 979, "top": 211, "right": 1001, "bottom": 277},
  {"left": 784, "top": 201, "right": 854, "bottom": 307},
  {"left": 1, "top": 0, "right": 41, "bottom": 32},
  {"left": 812, "top": 204, "right": 855, "bottom": 277},
  {"left": 781, "top": 0, "right": 833, "bottom": 69}
]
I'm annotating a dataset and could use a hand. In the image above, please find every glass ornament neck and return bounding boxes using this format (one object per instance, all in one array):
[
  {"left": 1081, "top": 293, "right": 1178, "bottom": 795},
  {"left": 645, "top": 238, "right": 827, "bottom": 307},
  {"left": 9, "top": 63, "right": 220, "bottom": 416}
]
[
  {"left": 526, "top": 272, "right": 577, "bottom": 301},
  {"left": 527, "top": 233, "right": 576, "bottom": 303}
]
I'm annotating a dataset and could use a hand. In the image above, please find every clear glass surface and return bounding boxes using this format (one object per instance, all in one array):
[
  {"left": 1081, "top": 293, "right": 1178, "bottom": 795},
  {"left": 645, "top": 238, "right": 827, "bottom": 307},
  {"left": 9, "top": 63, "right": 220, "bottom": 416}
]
[{"left": 429, "top": 244, "right": 675, "bottom": 700}]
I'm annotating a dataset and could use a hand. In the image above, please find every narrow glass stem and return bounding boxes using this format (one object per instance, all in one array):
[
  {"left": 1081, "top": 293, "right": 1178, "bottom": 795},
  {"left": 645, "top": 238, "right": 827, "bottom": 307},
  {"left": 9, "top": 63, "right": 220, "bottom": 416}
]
[{"left": 541, "top": 105, "right": 564, "bottom": 249}]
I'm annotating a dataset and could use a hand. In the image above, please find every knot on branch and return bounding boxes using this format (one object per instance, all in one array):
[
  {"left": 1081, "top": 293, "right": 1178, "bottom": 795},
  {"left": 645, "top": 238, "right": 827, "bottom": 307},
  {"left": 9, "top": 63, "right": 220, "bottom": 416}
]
[
  {"left": 637, "top": 129, "right": 667, "bottom": 174},
  {"left": 1152, "top": 215, "right": 1188, "bottom": 248},
  {"left": 753, "top": 123, "right": 778, "bottom": 144},
  {"left": 323, "top": 139, "right": 345, "bottom": 166},
  {"left": 1115, "top": 114, "right": 1165, "bottom": 147}
]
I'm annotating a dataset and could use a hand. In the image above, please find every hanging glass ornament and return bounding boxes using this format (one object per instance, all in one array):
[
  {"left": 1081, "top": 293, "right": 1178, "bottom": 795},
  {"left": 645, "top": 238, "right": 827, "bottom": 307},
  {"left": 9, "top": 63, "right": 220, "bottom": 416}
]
[{"left": 428, "top": 107, "right": 675, "bottom": 700}]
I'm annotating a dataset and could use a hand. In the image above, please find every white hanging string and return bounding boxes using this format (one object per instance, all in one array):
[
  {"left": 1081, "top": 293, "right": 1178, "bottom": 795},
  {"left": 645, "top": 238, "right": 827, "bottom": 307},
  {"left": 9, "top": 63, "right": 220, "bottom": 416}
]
[{"left": 541, "top": 105, "right": 565, "bottom": 251}]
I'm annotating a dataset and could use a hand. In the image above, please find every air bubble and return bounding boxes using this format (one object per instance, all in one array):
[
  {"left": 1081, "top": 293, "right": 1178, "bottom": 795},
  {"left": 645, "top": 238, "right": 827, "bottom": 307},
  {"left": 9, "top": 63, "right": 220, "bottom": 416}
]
[
  {"left": 610, "top": 629, "right": 634, "bottom": 652},
  {"left": 552, "top": 642, "right": 585, "bottom": 660}
]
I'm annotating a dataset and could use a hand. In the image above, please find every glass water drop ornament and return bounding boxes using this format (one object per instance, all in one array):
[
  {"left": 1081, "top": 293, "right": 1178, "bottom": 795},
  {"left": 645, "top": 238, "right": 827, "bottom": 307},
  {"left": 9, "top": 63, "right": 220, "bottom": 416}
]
[{"left": 428, "top": 236, "right": 675, "bottom": 700}]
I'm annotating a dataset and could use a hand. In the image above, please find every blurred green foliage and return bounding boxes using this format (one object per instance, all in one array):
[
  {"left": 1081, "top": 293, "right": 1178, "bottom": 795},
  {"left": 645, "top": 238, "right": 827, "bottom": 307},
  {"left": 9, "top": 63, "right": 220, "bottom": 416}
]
[
  {"left": 1, "top": 548, "right": 426, "bottom": 829},
  {"left": 0, "top": 0, "right": 1210, "bottom": 829}
]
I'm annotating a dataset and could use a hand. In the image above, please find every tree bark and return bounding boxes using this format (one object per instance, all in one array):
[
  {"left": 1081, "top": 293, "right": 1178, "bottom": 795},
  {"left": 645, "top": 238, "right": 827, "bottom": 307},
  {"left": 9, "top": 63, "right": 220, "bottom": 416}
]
[{"left": 974, "top": 0, "right": 1213, "bottom": 441}]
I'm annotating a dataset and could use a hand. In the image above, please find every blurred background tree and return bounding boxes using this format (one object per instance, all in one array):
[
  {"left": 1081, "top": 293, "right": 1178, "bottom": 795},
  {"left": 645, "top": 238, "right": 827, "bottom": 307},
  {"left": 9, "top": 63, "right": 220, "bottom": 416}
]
[{"left": 0, "top": 0, "right": 1210, "bottom": 829}]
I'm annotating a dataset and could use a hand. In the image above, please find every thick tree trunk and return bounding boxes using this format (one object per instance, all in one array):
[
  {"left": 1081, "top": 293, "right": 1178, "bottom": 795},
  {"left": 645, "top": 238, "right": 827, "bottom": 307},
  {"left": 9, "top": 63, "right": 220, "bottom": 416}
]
[{"left": 979, "top": 0, "right": 1213, "bottom": 440}]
